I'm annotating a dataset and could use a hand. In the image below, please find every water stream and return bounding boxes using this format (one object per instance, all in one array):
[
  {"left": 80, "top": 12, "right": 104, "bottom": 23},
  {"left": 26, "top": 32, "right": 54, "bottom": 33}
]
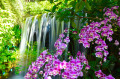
[{"left": 12, "top": 13, "right": 86, "bottom": 79}]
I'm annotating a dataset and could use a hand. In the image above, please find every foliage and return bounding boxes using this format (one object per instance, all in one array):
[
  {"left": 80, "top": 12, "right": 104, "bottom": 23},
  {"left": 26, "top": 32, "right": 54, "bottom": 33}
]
[
  {"left": 24, "top": 1, "right": 53, "bottom": 16},
  {"left": 0, "top": 8, "right": 21, "bottom": 78}
]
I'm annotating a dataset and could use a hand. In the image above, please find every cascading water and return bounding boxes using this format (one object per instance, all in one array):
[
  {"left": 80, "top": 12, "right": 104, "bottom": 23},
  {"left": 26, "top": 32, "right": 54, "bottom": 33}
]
[
  {"left": 19, "top": 13, "right": 86, "bottom": 78},
  {"left": 19, "top": 13, "right": 70, "bottom": 77}
]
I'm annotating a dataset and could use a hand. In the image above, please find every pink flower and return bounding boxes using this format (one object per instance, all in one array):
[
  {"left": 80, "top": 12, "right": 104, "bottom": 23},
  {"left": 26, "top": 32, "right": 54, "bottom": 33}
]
[
  {"left": 56, "top": 50, "right": 63, "bottom": 55},
  {"left": 95, "top": 52, "right": 103, "bottom": 58},
  {"left": 83, "top": 42, "right": 90, "bottom": 48},
  {"left": 107, "top": 36, "right": 113, "bottom": 42},
  {"left": 62, "top": 72, "right": 69, "bottom": 79},
  {"left": 77, "top": 51, "right": 81, "bottom": 57},
  {"left": 69, "top": 71, "right": 78, "bottom": 78},
  {"left": 105, "top": 11, "right": 113, "bottom": 16},
  {"left": 59, "top": 33, "right": 65, "bottom": 38},
  {"left": 119, "top": 52, "right": 120, "bottom": 55},
  {"left": 45, "top": 76, "right": 52, "bottom": 79},
  {"left": 101, "top": 75, "right": 115, "bottom": 79},
  {"left": 104, "top": 57, "right": 107, "bottom": 62},
  {"left": 101, "top": 26, "right": 109, "bottom": 32},
  {"left": 39, "top": 71, "right": 43, "bottom": 74},
  {"left": 95, "top": 39, "right": 105, "bottom": 45},
  {"left": 64, "top": 37, "right": 70, "bottom": 43},
  {"left": 109, "top": 13, "right": 117, "bottom": 19},
  {"left": 95, "top": 70, "right": 106, "bottom": 78},
  {"left": 72, "top": 31, "right": 77, "bottom": 34},
  {"left": 60, "top": 60, "right": 67, "bottom": 69},
  {"left": 100, "top": 20, "right": 107, "bottom": 25},
  {"left": 104, "top": 50, "right": 109, "bottom": 56},
  {"left": 108, "top": 30, "right": 113, "bottom": 35},
  {"left": 79, "top": 71, "right": 83, "bottom": 77},
  {"left": 59, "top": 43, "right": 67, "bottom": 50},
  {"left": 94, "top": 22, "right": 101, "bottom": 27},
  {"left": 114, "top": 40, "right": 119, "bottom": 46},
  {"left": 83, "top": 59, "right": 88, "bottom": 65},
  {"left": 105, "top": 75, "right": 115, "bottom": 79},
  {"left": 70, "top": 59, "right": 76, "bottom": 66},
  {"left": 32, "top": 74, "right": 37, "bottom": 79},
  {"left": 101, "top": 32, "right": 108, "bottom": 37},
  {"left": 95, "top": 46, "right": 104, "bottom": 51},
  {"left": 53, "top": 59, "right": 61, "bottom": 69},
  {"left": 85, "top": 65, "right": 90, "bottom": 70},
  {"left": 111, "top": 6, "right": 119, "bottom": 10},
  {"left": 64, "top": 28, "right": 68, "bottom": 33},
  {"left": 24, "top": 72, "right": 32, "bottom": 79}
]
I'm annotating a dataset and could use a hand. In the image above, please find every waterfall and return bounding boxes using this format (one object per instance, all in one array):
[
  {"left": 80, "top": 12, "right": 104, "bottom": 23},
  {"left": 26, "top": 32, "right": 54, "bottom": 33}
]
[{"left": 19, "top": 13, "right": 71, "bottom": 76}]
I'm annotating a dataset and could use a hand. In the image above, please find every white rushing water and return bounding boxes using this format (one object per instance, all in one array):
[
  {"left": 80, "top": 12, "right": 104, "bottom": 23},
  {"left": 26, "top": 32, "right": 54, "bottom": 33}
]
[
  {"left": 19, "top": 13, "right": 86, "bottom": 78},
  {"left": 19, "top": 13, "right": 71, "bottom": 76}
]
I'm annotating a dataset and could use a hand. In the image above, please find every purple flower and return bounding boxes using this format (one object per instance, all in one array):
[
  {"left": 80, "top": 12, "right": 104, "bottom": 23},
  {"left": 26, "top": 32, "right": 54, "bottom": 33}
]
[
  {"left": 59, "top": 33, "right": 65, "bottom": 38},
  {"left": 42, "top": 50, "right": 48, "bottom": 55},
  {"left": 95, "top": 46, "right": 104, "bottom": 51},
  {"left": 95, "top": 52, "right": 103, "bottom": 58},
  {"left": 108, "top": 30, "right": 113, "bottom": 35},
  {"left": 60, "top": 60, "right": 67, "bottom": 69},
  {"left": 104, "top": 57, "right": 107, "bottom": 62},
  {"left": 70, "top": 59, "right": 76, "bottom": 66},
  {"left": 111, "top": 6, "right": 119, "bottom": 10},
  {"left": 105, "top": 75, "right": 115, "bottom": 79},
  {"left": 114, "top": 40, "right": 119, "bottom": 46},
  {"left": 101, "top": 26, "right": 109, "bottom": 32},
  {"left": 101, "top": 75, "right": 115, "bottom": 79},
  {"left": 100, "top": 20, "right": 107, "bottom": 25},
  {"left": 94, "top": 22, "right": 101, "bottom": 27},
  {"left": 109, "top": 13, "right": 117, "bottom": 19},
  {"left": 24, "top": 72, "right": 32, "bottom": 79},
  {"left": 79, "top": 71, "right": 83, "bottom": 77},
  {"left": 56, "top": 50, "right": 63, "bottom": 55},
  {"left": 59, "top": 43, "right": 67, "bottom": 50},
  {"left": 77, "top": 51, "right": 81, "bottom": 57},
  {"left": 39, "top": 71, "right": 43, "bottom": 74},
  {"left": 62, "top": 72, "right": 69, "bottom": 79},
  {"left": 45, "top": 76, "right": 52, "bottom": 79},
  {"left": 64, "top": 37, "right": 70, "bottom": 43},
  {"left": 101, "top": 32, "right": 108, "bottom": 37},
  {"left": 69, "top": 71, "right": 78, "bottom": 78},
  {"left": 95, "top": 70, "right": 106, "bottom": 78},
  {"left": 64, "top": 28, "right": 68, "bottom": 33},
  {"left": 85, "top": 65, "right": 90, "bottom": 70},
  {"left": 32, "top": 74, "right": 37, "bottom": 79},
  {"left": 72, "top": 31, "right": 77, "bottom": 34},
  {"left": 83, "top": 42, "right": 90, "bottom": 48},
  {"left": 104, "top": 50, "right": 109, "bottom": 56},
  {"left": 83, "top": 59, "right": 88, "bottom": 65},
  {"left": 107, "top": 36, "right": 113, "bottom": 42},
  {"left": 105, "top": 11, "right": 113, "bottom": 16}
]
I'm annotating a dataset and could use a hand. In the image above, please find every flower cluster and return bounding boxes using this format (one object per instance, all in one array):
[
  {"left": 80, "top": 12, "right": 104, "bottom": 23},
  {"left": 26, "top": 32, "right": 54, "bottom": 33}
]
[
  {"left": 95, "top": 70, "right": 115, "bottom": 79},
  {"left": 24, "top": 29, "right": 91, "bottom": 79},
  {"left": 24, "top": 6, "right": 119, "bottom": 79},
  {"left": 78, "top": 6, "right": 120, "bottom": 62},
  {"left": 61, "top": 51, "right": 90, "bottom": 79}
]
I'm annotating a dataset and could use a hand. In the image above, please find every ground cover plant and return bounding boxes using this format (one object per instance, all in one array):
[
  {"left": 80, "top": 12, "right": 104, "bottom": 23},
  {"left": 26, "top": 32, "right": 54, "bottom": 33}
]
[{"left": 24, "top": 6, "right": 120, "bottom": 79}]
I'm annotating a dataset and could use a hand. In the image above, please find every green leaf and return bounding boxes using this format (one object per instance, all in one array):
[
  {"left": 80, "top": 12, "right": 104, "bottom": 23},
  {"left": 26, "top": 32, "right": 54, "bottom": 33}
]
[
  {"left": 44, "top": 9, "right": 51, "bottom": 12},
  {"left": 72, "top": 22, "right": 76, "bottom": 28},
  {"left": 75, "top": 0, "right": 85, "bottom": 12},
  {"left": 52, "top": 5, "right": 57, "bottom": 12},
  {"left": 50, "top": 0, "right": 53, "bottom": 3},
  {"left": 102, "top": 60, "right": 110, "bottom": 68},
  {"left": 85, "top": 2, "right": 91, "bottom": 10},
  {"left": 89, "top": 61, "right": 96, "bottom": 67}
]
